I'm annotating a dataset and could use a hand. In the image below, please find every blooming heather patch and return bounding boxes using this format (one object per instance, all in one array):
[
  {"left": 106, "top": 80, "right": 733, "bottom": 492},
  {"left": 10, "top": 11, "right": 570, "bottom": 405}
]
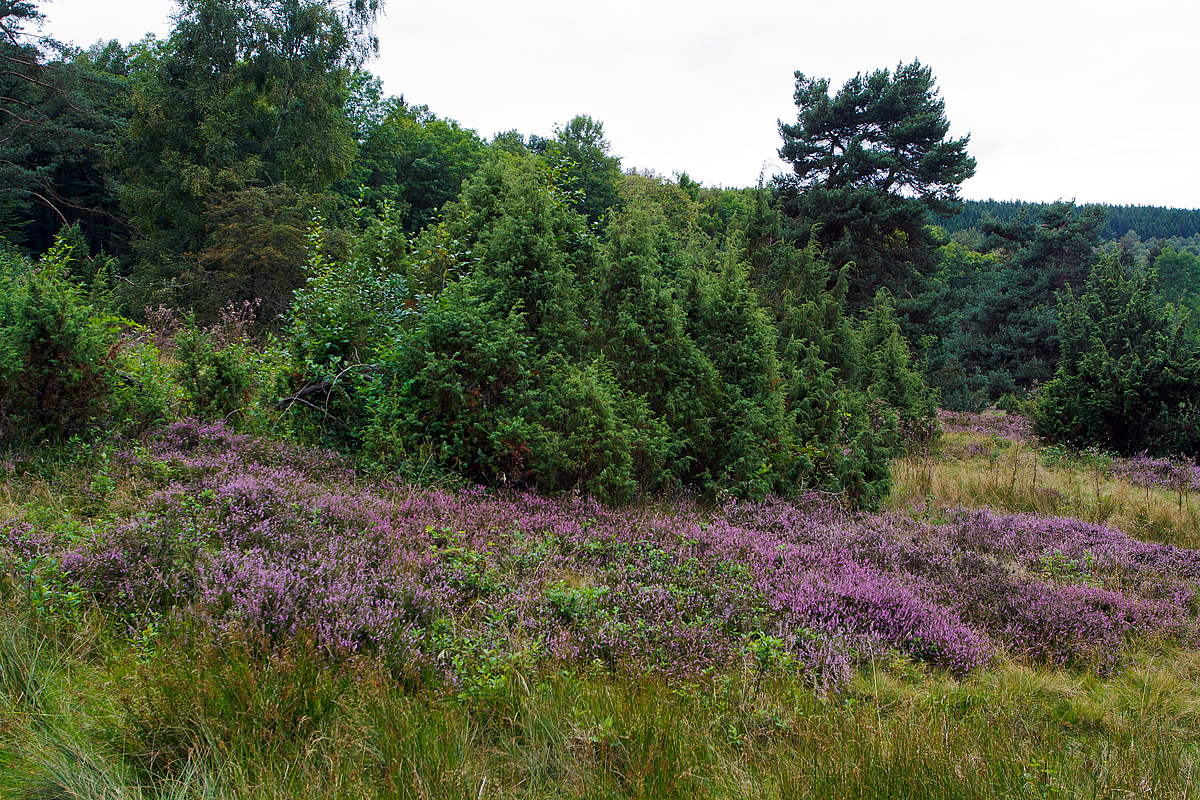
[
  {"left": 1110, "top": 452, "right": 1200, "bottom": 494},
  {"left": 1, "top": 519, "right": 52, "bottom": 562},
  {"left": 937, "top": 409, "right": 1033, "bottom": 442},
  {"left": 6, "top": 421, "right": 1199, "bottom": 690},
  {"left": 948, "top": 509, "right": 1200, "bottom": 588}
]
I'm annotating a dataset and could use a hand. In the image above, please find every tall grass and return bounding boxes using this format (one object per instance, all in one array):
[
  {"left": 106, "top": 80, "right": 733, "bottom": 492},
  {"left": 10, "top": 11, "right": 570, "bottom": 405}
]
[
  {"left": 892, "top": 429, "right": 1200, "bottom": 549},
  {"left": 7, "top": 624, "right": 1199, "bottom": 798}
]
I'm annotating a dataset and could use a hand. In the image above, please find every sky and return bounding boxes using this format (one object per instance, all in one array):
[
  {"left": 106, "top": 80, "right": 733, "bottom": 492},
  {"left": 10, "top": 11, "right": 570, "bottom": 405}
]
[{"left": 34, "top": 0, "right": 1200, "bottom": 209}]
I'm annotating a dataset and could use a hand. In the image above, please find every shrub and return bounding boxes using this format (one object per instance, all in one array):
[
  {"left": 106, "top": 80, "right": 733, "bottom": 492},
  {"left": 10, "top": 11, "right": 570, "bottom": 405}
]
[
  {"left": 1034, "top": 252, "right": 1200, "bottom": 456},
  {"left": 174, "top": 325, "right": 250, "bottom": 422},
  {"left": 280, "top": 205, "right": 413, "bottom": 446},
  {"left": 0, "top": 238, "right": 121, "bottom": 444}
]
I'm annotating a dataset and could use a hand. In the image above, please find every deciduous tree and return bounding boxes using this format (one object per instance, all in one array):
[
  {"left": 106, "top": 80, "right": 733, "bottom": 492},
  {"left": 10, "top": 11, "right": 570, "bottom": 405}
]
[{"left": 121, "top": 0, "right": 384, "bottom": 318}]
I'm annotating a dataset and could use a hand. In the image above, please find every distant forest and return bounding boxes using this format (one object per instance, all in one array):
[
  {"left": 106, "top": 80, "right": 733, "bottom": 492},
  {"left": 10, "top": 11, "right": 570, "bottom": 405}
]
[{"left": 938, "top": 200, "right": 1200, "bottom": 241}]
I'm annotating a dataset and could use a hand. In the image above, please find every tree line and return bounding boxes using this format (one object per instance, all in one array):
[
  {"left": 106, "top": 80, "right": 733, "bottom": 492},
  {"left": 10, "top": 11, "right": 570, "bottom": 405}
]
[
  {"left": 939, "top": 200, "right": 1200, "bottom": 242},
  {"left": 3, "top": 0, "right": 1199, "bottom": 505}
]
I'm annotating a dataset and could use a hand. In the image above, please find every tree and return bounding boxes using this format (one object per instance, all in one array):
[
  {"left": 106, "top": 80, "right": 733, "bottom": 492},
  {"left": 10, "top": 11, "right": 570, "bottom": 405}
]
[
  {"left": 362, "top": 153, "right": 666, "bottom": 501},
  {"left": 340, "top": 98, "right": 487, "bottom": 234},
  {"left": 776, "top": 60, "right": 975, "bottom": 310},
  {"left": 1, "top": 1, "right": 126, "bottom": 255},
  {"left": 121, "top": 0, "right": 384, "bottom": 319},
  {"left": 1, "top": 237, "right": 123, "bottom": 443},
  {"left": 1035, "top": 252, "right": 1200, "bottom": 456},
  {"left": 1150, "top": 244, "right": 1200, "bottom": 324},
  {"left": 930, "top": 201, "right": 1105, "bottom": 407},
  {"left": 543, "top": 114, "right": 624, "bottom": 225}
]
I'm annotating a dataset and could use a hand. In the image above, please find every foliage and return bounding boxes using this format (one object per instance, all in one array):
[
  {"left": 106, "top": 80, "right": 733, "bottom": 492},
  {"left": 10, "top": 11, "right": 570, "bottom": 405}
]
[
  {"left": 540, "top": 114, "right": 625, "bottom": 225},
  {"left": 1150, "top": 244, "right": 1200, "bottom": 323},
  {"left": 0, "top": 238, "right": 121, "bottom": 443},
  {"left": 940, "top": 198, "right": 1200, "bottom": 242},
  {"left": 120, "top": 0, "right": 384, "bottom": 318},
  {"left": 340, "top": 98, "right": 488, "bottom": 234},
  {"left": 929, "top": 201, "right": 1106, "bottom": 409},
  {"left": 680, "top": 260, "right": 788, "bottom": 496},
  {"left": 281, "top": 203, "right": 410, "bottom": 445},
  {"left": 361, "top": 155, "right": 661, "bottom": 501},
  {"left": 776, "top": 60, "right": 976, "bottom": 309},
  {"left": 859, "top": 288, "right": 938, "bottom": 432},
  {"left": 194, "top": 185, "right": 313, "bottom": 320},
  {"left": 352, "top": 155, "right": 930, "bottom": 504},
  {"left": 174, "top": 324, "right": 250, "bottom": 422},
  {"left": 1034, "top": 252, "right": 1200, "bottom": 456},
  {"left": 0, "top": 1, "right": 127, "bottom": 255},
  {"left": 591, "top": 199, "right": 723, "bottom": 489}
]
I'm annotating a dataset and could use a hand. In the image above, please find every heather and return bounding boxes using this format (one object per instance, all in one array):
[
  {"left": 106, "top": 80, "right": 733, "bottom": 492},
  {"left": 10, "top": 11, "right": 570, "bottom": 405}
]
[
  {"left": 7, "top": 419, "right": 1200, "bottom": 690},
  {"left": 4, "top": 411, "right": 1200, "bottom": 797},
  {"left": 936, "top": 407, "right": 1034, "bottom": 443},
  {"left": 7, "top": 2, "right": 1200, "bottom": 791}
]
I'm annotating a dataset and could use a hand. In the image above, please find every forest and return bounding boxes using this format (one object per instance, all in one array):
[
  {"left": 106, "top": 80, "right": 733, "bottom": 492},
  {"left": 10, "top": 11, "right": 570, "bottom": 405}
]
[{"left": 4, "top": 0, "right": 1200, "bottom": 797}]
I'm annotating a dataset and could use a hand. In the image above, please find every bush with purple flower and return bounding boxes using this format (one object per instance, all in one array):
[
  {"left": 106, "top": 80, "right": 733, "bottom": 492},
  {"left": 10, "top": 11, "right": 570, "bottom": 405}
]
[{"left": 5, "top": 420, "right": 1198, "bottom": 692}]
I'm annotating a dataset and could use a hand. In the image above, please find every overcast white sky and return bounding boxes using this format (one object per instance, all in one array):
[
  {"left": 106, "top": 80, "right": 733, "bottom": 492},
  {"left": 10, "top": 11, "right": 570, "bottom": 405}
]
[{"left": 36, "top": 0, "right": 1200, "bottom": 209}]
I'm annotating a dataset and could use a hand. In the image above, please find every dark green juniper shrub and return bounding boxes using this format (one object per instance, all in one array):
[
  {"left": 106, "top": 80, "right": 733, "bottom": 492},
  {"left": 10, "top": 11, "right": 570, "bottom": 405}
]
[
  {"left": 1035, "top": 251, "right": 1200, "bottom": 456},
  {"left": 306, "top": 153, "right": 935, "bottom": 506},
  {"left": 0, "top": 238, "right": 121, "bottom": 444},
  {"left": 859, "top": 288, "right": 940, "bottom": 455},
  {"left": 174, "top": 324, "right": 250, "bottom": 422},
  {"left": 362, "top": 158, "right": 665, "bottom": 502}
]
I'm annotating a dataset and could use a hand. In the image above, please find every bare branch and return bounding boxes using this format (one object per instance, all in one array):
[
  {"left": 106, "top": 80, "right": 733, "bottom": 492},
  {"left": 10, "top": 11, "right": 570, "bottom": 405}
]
[{"left": 28, "top": 191, "right": 68, "bottom": 226}]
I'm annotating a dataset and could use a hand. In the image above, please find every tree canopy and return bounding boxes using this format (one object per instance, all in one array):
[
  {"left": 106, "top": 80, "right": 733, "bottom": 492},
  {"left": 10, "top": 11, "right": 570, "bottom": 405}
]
[
  {"left": 0, "top": 1, "right": 126, "bottom": 254},
  {"left": 119, "top": 0, "right": 385, "bottom": 319},
  {"left": 778, "top": 60, "right": 974, "bottom": 213},
  {"left": 776, "top": 60, "right": 975, "bottom": 311}
]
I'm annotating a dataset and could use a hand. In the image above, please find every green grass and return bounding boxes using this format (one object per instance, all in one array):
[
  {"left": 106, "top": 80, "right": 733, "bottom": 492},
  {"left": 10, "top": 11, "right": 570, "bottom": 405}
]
[{"left": 6, "top": 618, "right": 1200, "bottom": 798}]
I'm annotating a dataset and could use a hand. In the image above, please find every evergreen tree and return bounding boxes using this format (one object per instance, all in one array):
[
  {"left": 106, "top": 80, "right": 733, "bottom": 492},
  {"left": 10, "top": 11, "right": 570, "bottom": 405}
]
[
  {"left": 932, "top": 201, "right": 1105, "bottom": 407},
  {"left": 1035, "top": 252, "right": 1200, "bottom": 456},
  {"left": 1150, "top": 245, "right": 1200, "bottom": 324},
  {"left": 776, "top": 60, "right": 975, "bottom": 310},
  {"left": 681, "top": 259, "right": 787, "bottom": 495},
  {"left": 594, "top": 202, "right": 723, "bottom": 487},
  {"left": 0, "top": 1, "right": 127, "bottom": 255},
  {"left": 365, "top": 154, "right": 665, "bottom": 501}
]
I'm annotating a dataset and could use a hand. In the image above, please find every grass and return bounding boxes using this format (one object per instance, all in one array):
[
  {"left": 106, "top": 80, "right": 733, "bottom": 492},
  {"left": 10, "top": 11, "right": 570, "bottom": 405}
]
[
  {"left": 2, "top": 415, "right": 1200, "bottom": 798},
  {"left": 892, "top": 429, "right": 1200, "bottom": 549},
  {"left": 6, "top": 620, "right": 1200, "bottom": 798}
]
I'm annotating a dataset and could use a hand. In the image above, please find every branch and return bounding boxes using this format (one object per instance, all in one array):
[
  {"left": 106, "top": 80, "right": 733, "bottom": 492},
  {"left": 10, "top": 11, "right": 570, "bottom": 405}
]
[
  {"left": 272, "top": 379, "right": 333, "bottom": 409},
  {"left": 271, "top": 361, "right": 376, "bottom": 424},
  {"left": 0, "top": 64, "right": 58, "bottom": 94},
  {"left": 28, "top": 191, "right": 67, "bottom": 226},
  {"left": 275, "top": 394, "right": 350, "bottom": 429},
  {"left": 0, "top": 102, "right": 39, "bottom": 131},
  {"left": 0, "top": 60, "right": 86, "bottom": 112}
]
